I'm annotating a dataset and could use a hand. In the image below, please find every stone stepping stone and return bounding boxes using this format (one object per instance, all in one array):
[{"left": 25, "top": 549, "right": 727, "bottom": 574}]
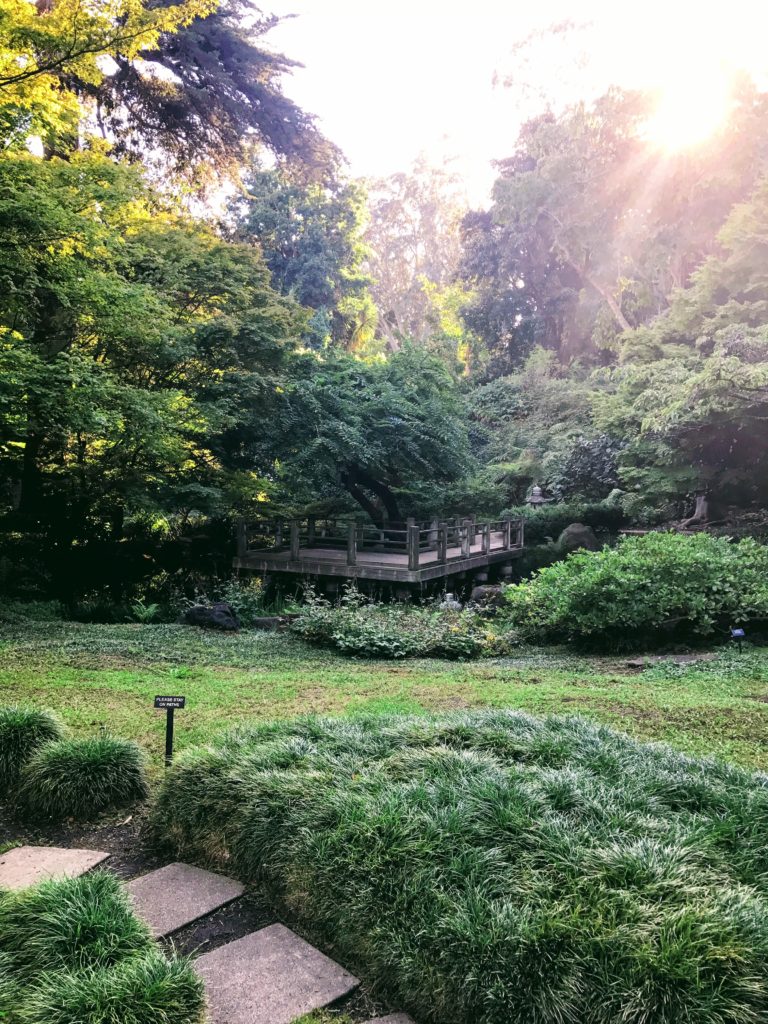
[
  {"left": 195, "top": 922, "right": 359, "bottom": 1024},
  {"left": 364, "top": 1016, "right": 416, "bottom": 1024},
  {"left": 0, "top": 845, "right": 110, "bottom": 890},
  {"left": 126, "top": 862, "right": 244, "bottom": 937}
]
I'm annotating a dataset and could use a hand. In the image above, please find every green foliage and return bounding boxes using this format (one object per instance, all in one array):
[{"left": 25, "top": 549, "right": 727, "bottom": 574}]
[
  {"left": 506, "top": 532, "right": 768, "bottom": 647},
  {"left": 153, "top": 709, "right": 768, "bottom": 1024},
  {"left": 0, "top": 871, "right": 203, "bottom": 1024},
  {"left": 0, "top": 706, "right": 63, "bottom": 795},
  {"left": 21, "top": 948, "right": 205, "bottom": 1024},
  {"left": 502, "top": 502, "right": 626, "bottom": 546},
  {"left": 18, "top": 736, "right": 148, "bottom": 820},
  {"left": 293, "top": 595, "right": 513, "bottom": 659},
  {"left": 130, "top": 601, "right": 161, "bottom": 624},
  {"left": 274, "top": 346, "right": 473, "bottom": 523},
  {"left": 232, "top": 166, "right": 373, "bottom": 348}
]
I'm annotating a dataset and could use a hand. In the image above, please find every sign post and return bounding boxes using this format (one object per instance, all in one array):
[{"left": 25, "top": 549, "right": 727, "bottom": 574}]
[{"left": 154, "top": 696, "right": 186, "bottom": 766}]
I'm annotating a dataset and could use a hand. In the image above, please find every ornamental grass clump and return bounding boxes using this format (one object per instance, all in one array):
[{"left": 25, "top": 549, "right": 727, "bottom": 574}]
[
  {"left": 505, "top": 531, "right": 768, "bottom": 648},
  {"left": 18, "top": 736, "right": 148, "bottom": 820},
  {"left": 153, "top": 710, "right": 768, "bottom": 1024},
  {"left": 0, "top": 705, "right": 63, "bottom": 796},
  {"left": 0, "top": 872, "right": 204, "bottom": 1024}
]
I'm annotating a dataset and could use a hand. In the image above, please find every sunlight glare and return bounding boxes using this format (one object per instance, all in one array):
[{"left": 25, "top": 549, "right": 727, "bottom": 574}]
[{"left": 645, "top": 74, "right": 732, "bottom": 151}]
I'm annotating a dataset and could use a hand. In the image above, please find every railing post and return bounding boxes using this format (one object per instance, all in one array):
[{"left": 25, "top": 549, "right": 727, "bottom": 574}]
[
  {"left": 460, "top": 522, "right": 471, "bottom": 557},
  {"left": 347, "top": 522, "right": 357, "bottom": 566},
  {"left": 518, "top": 517, "right": 525, "bottom": 548},
  {"left": 503, "top": 518, "right": 512, "bottom": 549},
  {"left": 290, "top": 522, "right": 300, "bottom": 561},
  {"left": 482, "top": 522, "right": 491, "bottom": 554},
  {"left": 307, "top": 516, "right": 316, "bottom": 546},
  {"left": 407, "top": 525, "right": 420, "bottom": 571},
  {"left": 275, "top": 521, "right": 283, "bottom": 548},
  {"left": 437, "top": 523, "right": 448, "bottom": 563}
]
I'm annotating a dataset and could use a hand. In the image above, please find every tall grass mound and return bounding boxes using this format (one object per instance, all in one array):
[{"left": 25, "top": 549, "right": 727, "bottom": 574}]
[
  {"left": 153, "top": 710, "right": 768, "bottom": 1024},
  {"left": 0, "top": 871, "right": 204, "bottom": 1023},
  {"left": 18, "top": 736, "right": 149, "bottom": 820},
  {"left": 0, "top": 706, "right": 63, "bottom": 796},
  {"left": 505, "top": 531, "right": 768, "bottom": 648}
]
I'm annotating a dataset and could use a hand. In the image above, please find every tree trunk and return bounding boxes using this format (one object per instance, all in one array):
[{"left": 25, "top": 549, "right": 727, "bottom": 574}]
[{"left": 342, "top": 466, "right": 402, "bottom": 526}]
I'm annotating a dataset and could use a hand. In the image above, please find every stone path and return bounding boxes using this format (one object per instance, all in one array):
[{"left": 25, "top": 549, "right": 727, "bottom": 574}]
[
  {"left": 196, "top": 922, "right": 359, "bottom": 1024},
  {"left": 364, "top": 1016, "right": 416, "bottom": 1024},
  {"left": 4, "top": 845, "right": 417, "bottom": 1022},
  {"left": 0, "top": 845, "right": 109, "bottom": 890},
  {"left": 126, "top": 861, "right": 244, "bottom": 937}
]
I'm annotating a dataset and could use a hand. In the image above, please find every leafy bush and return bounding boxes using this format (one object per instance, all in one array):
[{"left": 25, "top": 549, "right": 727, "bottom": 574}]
[
  {"left": 0, "top": 872, "right": 203, "bottom": 1024},
  {"left": 0, "top": 600, "right": 65, "bottom": 624},
  {"left": 18, "top": 736, "right": 149, "bottom": 820},
  {"left": 500, "top": 501, "right": 626, "bottom": 545},
  {"left": 505, "top": 531, "right": 768, "bottom": 647},
  {"left": 293, "top": 597, "right": 514, "bottom": 659},
  {"left": 153, "top": 710, "right": 768, "bottom": 1024},
  {"left": 0, "top": 706, "right": 63, "bottom": 796}
]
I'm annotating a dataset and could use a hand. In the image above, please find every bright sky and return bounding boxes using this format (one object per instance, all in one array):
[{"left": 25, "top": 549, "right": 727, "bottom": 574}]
[{"left": 266, "top": 0, "right": 768, "bottom": 205}]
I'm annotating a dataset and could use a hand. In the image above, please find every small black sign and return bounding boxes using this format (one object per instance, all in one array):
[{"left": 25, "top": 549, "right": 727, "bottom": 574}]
[
  {"left": 731, "top": 627, "right": 746, "bottom": 638},
  {"left": 154, "top": 695, "right": 186, "bottom": 709}
]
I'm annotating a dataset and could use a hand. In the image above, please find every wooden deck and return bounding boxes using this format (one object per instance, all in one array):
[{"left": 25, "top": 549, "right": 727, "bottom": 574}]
[{"left": 234, "top": 517, "right": 524, "bottom": 584}]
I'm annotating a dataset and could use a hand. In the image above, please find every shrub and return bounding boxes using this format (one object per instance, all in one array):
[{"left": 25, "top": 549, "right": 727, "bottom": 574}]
[
  {"left": 505, "top": 531, "right": 768, "bottom": 648},
  {"left": 152, "top": 710, "right": 768, "bottom": 1024},
  {"left": 0, "top": 872, "right": 204, "bottom": 1024},
  {"left": 293, "top": 600, "right": 515, "bottom": 659},
  {"left": 501, "top": 501, "right": 627, "bottom": 545},
  {"left": 18, "top": 736, "right": 149, "bottom": 820},
  {"left": 0, "top": 705, "right": 63, "bottom": 796}
]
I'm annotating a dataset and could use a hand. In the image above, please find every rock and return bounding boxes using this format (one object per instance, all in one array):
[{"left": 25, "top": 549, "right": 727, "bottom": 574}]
[
  {"left": 127, "top": 862, "right": 244, "bottom": 937},
  {"left": 469, "top": 585, "right": 506, "bottom": 610},
  {"left": 251, "top": 616, "right": 286, "bottom": 631},
  {"left": 557, "top": 522, "right": 600, "bottom": 553},
  {"left": 182, "top": 601, "right": 240, "bottom": 631}
]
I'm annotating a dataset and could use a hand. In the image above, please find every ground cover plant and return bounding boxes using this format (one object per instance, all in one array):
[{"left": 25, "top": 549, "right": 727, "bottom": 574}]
[
  {"left": 153, "top": 709, "right": 768, "bottom": 1024},
  {"left": 16, "top": 736, "right": 149, "bottom": 821},
  {"left": 0, "top": 706, "right": 63, "bottom": 795},
  {"left": 0, "top": 870, "right": 204, "bottom": 1023},
  {"left": 293, "top": 594, "right": 514, "bottom": 659},
  {"left": 1, "top": 620, "right": 767, "bottom": 772},
  {"left": 506, "top": 532, "right": 768, "bottom": 648}
]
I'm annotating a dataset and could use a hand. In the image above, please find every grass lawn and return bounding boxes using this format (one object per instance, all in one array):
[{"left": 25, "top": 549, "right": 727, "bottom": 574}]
[{"left": 0, "top": 621, "right": 767, "bottom": 774}]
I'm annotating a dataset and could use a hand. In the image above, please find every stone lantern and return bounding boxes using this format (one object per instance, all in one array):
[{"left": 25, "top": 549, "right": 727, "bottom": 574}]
[{"left": 526, "top": 485, "right": 548, "bottom": 509}]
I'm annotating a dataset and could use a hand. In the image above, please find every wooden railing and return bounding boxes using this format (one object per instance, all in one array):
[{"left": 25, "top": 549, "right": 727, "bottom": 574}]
[{"left": 237, "top": 515, "right": 524, "bottom": 569}]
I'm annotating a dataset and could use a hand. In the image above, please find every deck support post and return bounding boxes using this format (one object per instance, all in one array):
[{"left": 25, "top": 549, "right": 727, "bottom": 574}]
[
  {"left": 236, "top": 519, "right": 247, "bottom": 558},
  {"left": 347, "top": 523, "right": 357, "bottom": 566},
  {"left": 460, "top": 521, "right": 471, "bottom": 558},
  {"left": 407, "top": 525, "right": 420, "bottom": 571},
  {"left": 307, "top": 516, "right": 316, "bottom": 546},
  {"left": 482, "top": 523, "right": 491, "bottom": 554},
  {"left": 437, "top": 523, "right": 448, "bottom": 563},
  {"left": 290, "top": 522, "right": 300, "bottom": 561}
]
